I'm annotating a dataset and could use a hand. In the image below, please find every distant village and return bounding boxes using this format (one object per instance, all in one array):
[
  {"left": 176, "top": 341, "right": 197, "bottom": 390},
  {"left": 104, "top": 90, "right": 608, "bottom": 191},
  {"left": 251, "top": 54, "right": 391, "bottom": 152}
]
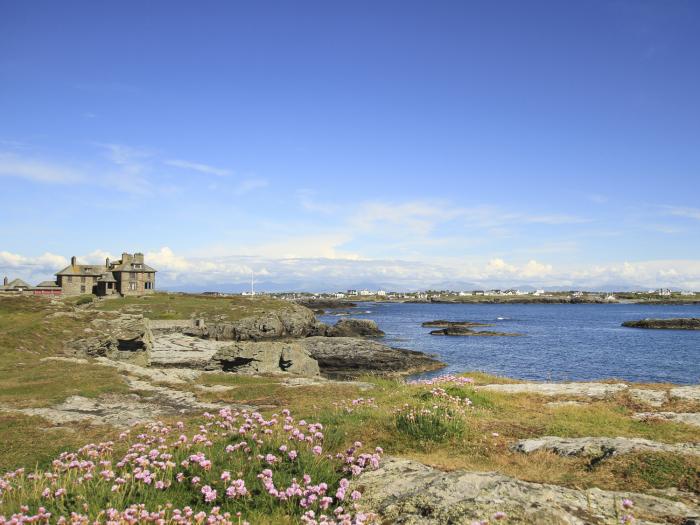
[{"left": 1, "top": 252, "right": 156, "bottom": 297}]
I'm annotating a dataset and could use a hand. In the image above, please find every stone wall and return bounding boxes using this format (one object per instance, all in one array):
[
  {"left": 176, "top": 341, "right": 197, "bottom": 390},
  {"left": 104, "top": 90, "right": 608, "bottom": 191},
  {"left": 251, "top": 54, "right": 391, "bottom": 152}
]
[
  {"left": 58, "top": 274, "right": 98, "bottom": 296},
  {"left": 117, "top": 271, "right": 155, "bottom": 296}
]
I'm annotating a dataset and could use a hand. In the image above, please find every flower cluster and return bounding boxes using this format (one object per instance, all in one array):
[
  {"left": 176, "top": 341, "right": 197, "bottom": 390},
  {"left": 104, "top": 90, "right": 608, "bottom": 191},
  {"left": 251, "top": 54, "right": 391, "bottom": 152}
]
[
  {"left": 407, "top": 374, "right": 474, "bottom": 386},
  {"left": 332, "top": 398, "right": 378, "bottom": 413},
  {"left": 428, "top": 387, "right": 472, "bottom": 406},
  {"left": 0, "top": 407, "right": 382, "bottom": 525}
]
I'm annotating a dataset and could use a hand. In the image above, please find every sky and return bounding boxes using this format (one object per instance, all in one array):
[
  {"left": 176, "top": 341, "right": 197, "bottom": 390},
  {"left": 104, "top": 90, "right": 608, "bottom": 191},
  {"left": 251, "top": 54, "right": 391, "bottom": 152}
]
[{"left": 1, "top": 1, "right": 700, "bottom": 291}]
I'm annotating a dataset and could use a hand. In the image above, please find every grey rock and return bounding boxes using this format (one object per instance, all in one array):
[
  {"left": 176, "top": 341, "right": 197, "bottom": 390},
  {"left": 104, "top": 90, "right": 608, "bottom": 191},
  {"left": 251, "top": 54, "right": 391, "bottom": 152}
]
[
  {"left": 629, "top": 388, "right": 669, "bottom": 407},
  {"left": 300, "top": 336, "right": 444, "bottom": 379},
  {"left": 512, "top": 436, "right": 700, "bottom": 457},
  {"left": 94, "top": 356, "right": 202, "bottom": 384},
  {"left": 670, "top": 386, "right": 700, "bottom": 403},
  {"left": 68, "top": 314, "right": 153, "bottom": 366},
  {"left": 479, "top": 382, "right": 629, "bottom": 399},
  {"left": 208, "top": 341, "right": 320, "bottom": 376},
  {"left": 150, "top": 332, "right": 231, "bottom": 369},
  {"left": 325, "top": 318, "right": 385, "bottom": 337},
  {"left": 184, "top": 304, "right": 324, "bottom": 341},
  {"left": 355, "top": 457, "right": 700, "bottom": 524},
  {"left": 633, "top": 412, "right": 700, "bottom": 428},
  {"left": 622, "top": 318, "right": 700, "bottom": 330}
]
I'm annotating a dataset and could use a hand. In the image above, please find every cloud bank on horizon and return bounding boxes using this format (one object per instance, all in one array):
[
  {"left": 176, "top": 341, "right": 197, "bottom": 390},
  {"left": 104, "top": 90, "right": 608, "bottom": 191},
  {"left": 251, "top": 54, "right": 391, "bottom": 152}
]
[
  {"left": 1, "top": 2, "right": 699, "bottom": 291},
  {"left": 2, "top": 247, "right": 699, "bottom": 292}
]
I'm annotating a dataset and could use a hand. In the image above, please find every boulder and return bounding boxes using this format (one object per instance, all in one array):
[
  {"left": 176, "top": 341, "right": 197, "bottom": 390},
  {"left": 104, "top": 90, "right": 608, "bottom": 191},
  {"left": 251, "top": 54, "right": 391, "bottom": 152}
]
[
  {"left": 355, "top": 457, "right": 700, "bottom": 524},
  {"left": 511, "top": 436, "right": 700, "bottom": 457},
  {"left": 207, "top": 341, "right": 320, "bottom": 376},
  {"left": 300, "top": 336, "right": 444, "bottom": 378},
  {"left": 629, "top": 388, "right": 669, "bottom": 407},
  {"left": 622, "top": 318, "right": 700, "bottom": 330},
  {"left": 325, "top": 318, "right": 385, "bottom": 337},
  {"left": 68, "top": 314, "right": 152, "bottom": 366}
]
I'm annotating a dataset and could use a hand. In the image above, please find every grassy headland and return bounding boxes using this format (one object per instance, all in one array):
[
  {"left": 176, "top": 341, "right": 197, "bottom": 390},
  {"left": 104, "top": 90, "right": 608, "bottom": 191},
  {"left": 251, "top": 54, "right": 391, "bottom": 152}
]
[{"left": 0, "top": 294, "right": 698, "bottom": 522}]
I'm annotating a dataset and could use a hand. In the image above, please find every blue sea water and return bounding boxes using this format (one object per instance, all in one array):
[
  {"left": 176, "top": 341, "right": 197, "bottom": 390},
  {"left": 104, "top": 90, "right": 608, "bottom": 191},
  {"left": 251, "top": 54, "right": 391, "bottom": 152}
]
[{"left": 318, "top": 302, "right": 700, "bottom": 384}]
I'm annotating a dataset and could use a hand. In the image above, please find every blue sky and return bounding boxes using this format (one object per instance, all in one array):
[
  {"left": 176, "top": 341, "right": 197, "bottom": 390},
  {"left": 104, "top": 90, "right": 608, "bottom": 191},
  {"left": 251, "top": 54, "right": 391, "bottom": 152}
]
[{"left": 1, "top": 1, "right": 700, "bottom": 290}]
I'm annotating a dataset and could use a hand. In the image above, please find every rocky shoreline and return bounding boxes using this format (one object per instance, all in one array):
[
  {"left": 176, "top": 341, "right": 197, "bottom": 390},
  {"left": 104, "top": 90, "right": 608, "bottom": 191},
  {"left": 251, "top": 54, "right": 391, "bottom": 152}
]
[{"left": 67, "top": 304, "right": 443, "bottom": 379}]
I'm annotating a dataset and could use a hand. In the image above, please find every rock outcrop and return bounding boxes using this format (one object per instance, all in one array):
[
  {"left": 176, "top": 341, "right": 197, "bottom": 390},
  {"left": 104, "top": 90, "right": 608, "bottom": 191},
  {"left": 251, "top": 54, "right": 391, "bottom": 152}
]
[
  {"left": 300, "top": 337, "right": 444, "bottom": 378},
  {"left": 324, "top": 318, "right": 385, "bottom": 337},
  {"left": 429, "top": 326, "right": 521, "bottom": 336},
  {"left": 422, "top": 320, "right": 492, "bottom": 328},
  {"left": 622, "top": 318, "right": 700, "bottom": 330},
  {"left": 184, "top": 304, "right": 325, "bottom": 341},
  {"left": 355, "top": 457, "right": 700, "bottom": 524},
  {"left": 68, "top": 314, "right": 152, "bottom": 366},
  {"left": 511, "top": 436, "right": 700, "bottom": 457},
  {"left": 207, "top": 341, "right": 320, "bottom": 376}
]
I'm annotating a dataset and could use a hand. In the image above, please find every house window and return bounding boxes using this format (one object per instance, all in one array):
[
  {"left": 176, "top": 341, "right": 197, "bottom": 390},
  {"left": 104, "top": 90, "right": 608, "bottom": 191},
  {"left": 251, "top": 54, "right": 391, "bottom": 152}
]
[
  {"left": 129, "top": 282, "right": 136, "bottom": 291},
  {"left": 67, "top": 276, "right": 72, "bottom": 283},
  {"left": 80, "top": 285, "right": 86, "bottom": 293},
  {"left": 81, "top": 276, "right": 86, "bottom": 283},
  {"left": 145, "top": 282, "right": 152, "bottom": 290}
]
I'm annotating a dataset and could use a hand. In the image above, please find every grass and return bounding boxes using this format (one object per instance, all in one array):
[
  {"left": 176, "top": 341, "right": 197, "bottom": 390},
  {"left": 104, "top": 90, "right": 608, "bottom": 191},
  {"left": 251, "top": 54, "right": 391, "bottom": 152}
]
[
  {"left": 1, "top": 293, "right": 699, "bottom": 520},
  {"left": 89, "top": 292, "right": 293, "bottom": 322}
]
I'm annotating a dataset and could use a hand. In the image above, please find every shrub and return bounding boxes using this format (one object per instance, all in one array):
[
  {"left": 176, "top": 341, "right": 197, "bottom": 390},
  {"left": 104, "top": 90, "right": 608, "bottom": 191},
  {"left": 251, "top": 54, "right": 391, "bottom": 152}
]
[{"left": 75, "top": 295, "right": 94, "bottom": 306}]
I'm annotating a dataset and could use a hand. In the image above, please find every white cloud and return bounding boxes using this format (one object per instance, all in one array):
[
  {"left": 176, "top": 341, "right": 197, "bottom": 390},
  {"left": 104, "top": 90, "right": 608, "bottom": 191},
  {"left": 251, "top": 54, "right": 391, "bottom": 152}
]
[
  {"left": 165, "top": 159, "right": 231, "bottom": 177},
  {"left": 234, "top": 177, "right": 268, "bottom": 195},
  {"left": 665, "top": 206, "right": 700, "bottom": 221},
  {"left": 0, "top": 153, "right": 85, "bottom": 184}
]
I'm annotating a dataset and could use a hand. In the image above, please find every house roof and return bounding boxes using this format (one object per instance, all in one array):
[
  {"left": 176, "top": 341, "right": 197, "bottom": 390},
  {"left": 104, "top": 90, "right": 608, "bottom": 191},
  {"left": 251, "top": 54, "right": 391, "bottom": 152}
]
[
  {"left": 97, "top": 272, "right": 117, "bottom": 283},
  {"left": 56, "top": 264, "right": 106, "bottom": 276},
  {"left": 36, "top": 280, "right": 60, "bottom": 288},
  {"left": 1, "top": 278, "right": 33, "bottom": 289},
  {"left": 110, "top": 260, "right": 157, "bottom": 273}
]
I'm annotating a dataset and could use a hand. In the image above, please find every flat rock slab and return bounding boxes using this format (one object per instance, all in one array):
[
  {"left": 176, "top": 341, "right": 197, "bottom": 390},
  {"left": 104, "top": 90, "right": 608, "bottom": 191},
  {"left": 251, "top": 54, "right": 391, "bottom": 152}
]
[
  {"left": 95, "top": 356, "right": 202, "bottom": 384},
  {"left": 355, "top": 457, "right": 700, "bottom": 524},
  {"left": 512, "top": 436, "right": 700, "bottom": 457},
  {"left": 670, "top": 386, "right": 700, "bottom": 403},
  {"left": 629, "top": 388, "right": 669, "bottom": 407},
  {"left": 150, "top": 332, "right": 231, "bottom": 368},
  {"left": 634, "top": 412, "right": 700, "bottom": 428},
  {"left": 479, "top": 382, "right": 629, "bottom": 399},
  {"left": 2, "top": 392, "right": 218, "bottom": 428}
]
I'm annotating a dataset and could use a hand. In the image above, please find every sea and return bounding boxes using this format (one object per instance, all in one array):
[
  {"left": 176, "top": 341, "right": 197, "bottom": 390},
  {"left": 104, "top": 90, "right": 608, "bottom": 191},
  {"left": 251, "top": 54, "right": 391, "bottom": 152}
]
[{"left": 318, "top": 302, "right": 700, "bottom": 385}]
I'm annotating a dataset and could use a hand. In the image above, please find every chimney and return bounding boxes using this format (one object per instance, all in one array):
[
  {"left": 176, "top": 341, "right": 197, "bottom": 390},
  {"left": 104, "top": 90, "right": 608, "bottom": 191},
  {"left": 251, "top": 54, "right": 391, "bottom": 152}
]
[
  {"left": 134, "top": 252, "right": 144, "bottom": 264},
  {"left": 106, "top": 257, "right": 110, "bottom": 268},
  {"left": 122, "top": 252, "right": 132, "bottom": 263},
  {"left": 3, "top": 276, "right": 7, "bottom": 286},
  {"left": 71, "top": 256, "right": 77, "bottom": 266}
]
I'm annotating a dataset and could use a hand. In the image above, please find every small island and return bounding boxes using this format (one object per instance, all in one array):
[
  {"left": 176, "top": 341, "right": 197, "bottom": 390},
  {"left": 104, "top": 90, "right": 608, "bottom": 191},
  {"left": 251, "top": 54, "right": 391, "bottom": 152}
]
[
  {"left": 429, "top": 326, "right": 522, "bottom": 337},
  {"left": 622, "top": 318, "right": 700, "bottom": 330}
]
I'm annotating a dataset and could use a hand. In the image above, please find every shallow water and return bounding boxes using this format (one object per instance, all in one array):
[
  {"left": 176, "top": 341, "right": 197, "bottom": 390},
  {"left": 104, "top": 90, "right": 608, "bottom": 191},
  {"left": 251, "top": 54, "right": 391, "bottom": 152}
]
[{"left": 319, "top": 302, "right": 700, "bottom": 384}]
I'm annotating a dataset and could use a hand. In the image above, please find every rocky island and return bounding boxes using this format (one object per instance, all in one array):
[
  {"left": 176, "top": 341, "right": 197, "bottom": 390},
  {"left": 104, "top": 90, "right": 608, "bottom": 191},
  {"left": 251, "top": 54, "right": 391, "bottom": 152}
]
[{"left": 622, "top": 317, "right": 700, "bottom": 330}]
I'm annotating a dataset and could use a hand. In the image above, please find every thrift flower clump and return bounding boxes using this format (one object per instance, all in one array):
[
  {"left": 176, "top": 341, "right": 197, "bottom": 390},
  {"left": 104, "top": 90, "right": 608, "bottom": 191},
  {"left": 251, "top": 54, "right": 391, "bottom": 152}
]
[
  {"left": 0, "top": 408, "right": 383, "bottom": 525},
  {"left": 407, "top": 374, "right": 474, "bottom": 386}
]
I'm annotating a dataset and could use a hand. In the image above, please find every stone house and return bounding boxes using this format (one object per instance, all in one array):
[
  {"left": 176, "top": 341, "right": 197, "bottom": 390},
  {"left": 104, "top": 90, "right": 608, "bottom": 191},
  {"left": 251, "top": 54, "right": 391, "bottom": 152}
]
[{"left": 55, "top": 252, "right": 156, "bottom": 296}]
